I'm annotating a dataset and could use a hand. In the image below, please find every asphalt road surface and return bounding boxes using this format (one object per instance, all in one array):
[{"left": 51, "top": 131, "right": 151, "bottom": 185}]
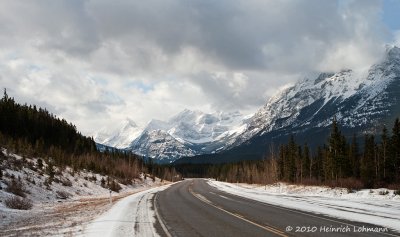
[{"left": 155, "top": 179, "right": 399, "bottom": 237}]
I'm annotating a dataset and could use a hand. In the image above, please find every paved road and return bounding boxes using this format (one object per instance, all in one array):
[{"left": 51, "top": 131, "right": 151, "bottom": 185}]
[{"left": 155, "top": 179, "right": 399, "bottom": 237}]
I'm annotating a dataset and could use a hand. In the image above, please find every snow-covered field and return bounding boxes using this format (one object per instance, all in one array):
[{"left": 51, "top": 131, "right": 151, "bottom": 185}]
[
  {"left": 0, "top": 149, "right": 167, "bottom": 236},
  {"left": 208, "top": 180, "right": 400, "bottom": 233},
  {"left": 83, "top": 184, "right": 171, "bottom": 237}
]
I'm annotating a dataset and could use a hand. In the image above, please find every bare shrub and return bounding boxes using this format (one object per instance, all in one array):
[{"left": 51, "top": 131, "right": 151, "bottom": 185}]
[
  {"left": 6, "top": 178, "right": 26, "bottom": 197},
  {"left": 27, "top": 161, "right": 36, "bottom": 171},
  {"left": 55, "top": 169, "right": 63, "bottom": 176},
  {"left": 61, "top": 178, "right": 72, "bottom": 187},
  {"left": 388, "top": 183, "right": 400, "bottom": 190},
  {"left": 25, "top": 175, "right": 34, "bottom": 184},
  {"left": 36, "top": 159, "right": 43, "bottom": 170},
  {"left": 120, "top": 178, "right": 132, "bottom": 185},
  {"left": 44, "top": 177, "right": 52, "bottom": 190},
  {"left": 327, "top": 178, "right": 364, "bottom": 191},
  {"left": 88, "top": 175, "right": 97, "bottom": 182},
  {"left": 100, "top": 177, "right": 106, "bottom": 188},
  {"left": 379, "top": 190, "right": 389, "bottom": 195},
  {"left": 11, "top": 158, "right": 23, "bottom": 170},
  {"left": 56, "top": 190, "right": 71, "bottom": 199},
  {"left": 5, "top": 196, "right": 33, "bottom": 210},
  {"left": 301, "top": 178, "right": 323, "bottom": 186},
  {"left": 110, "top": 180, "right": 122, "bottom": 192}
]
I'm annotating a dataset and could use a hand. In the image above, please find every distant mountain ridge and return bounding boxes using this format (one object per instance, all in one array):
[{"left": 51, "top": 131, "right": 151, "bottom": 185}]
[
  {"left": 93, "top": 118, "right": 142, "bottom": 149},
  {"left": 176, "top": 46, "right": 400, "bottom": 164},
  {"left": 95, "top": 46, "right": 400, "bottom": 164},
  {"left": 93, "top": 110, "right": 248, "bottom": 163}
]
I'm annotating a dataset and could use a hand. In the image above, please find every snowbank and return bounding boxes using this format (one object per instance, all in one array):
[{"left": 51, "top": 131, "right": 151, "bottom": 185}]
[
  {"left": 83, "top": 184, "right": 170, "bottom": 237},
  {"left": 0, "top": 148, "right": 166, "bottom": 236},
  {"left": 208, "top": 180, "right": 400, "bottom": 232}
]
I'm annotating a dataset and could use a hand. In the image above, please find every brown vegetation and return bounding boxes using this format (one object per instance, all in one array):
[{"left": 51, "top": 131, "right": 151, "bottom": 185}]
[
  {"left": 5, "top": 178, "right": 26, "bottom": 197},
  {"left": 5, "top": 196, "right": 33, "bottom": 210}
]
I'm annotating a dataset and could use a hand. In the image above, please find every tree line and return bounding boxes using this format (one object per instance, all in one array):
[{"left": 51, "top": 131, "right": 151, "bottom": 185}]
[
  {"left": 0, "top": 89, "right": 176, "bottom": 183},
  {"left": 210, "top": 118, "right": 400, "bottom": 189}
]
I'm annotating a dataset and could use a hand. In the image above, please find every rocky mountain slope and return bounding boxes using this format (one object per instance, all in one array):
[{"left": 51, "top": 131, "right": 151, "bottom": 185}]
[
  {"left": 96, "top": 46, "right": 400, "bottom": 164},
  {"left": 234, "top": 46, "right": 399, "bottom": 146},
  {"left": 177, "top": 46, "right": 400, "bottom": 164},
  {"left": 94, "top": 110, "right": 248, "bottom": 163},
  {"left": 93, "top": 119, "right": 142, "bottom": 149}
]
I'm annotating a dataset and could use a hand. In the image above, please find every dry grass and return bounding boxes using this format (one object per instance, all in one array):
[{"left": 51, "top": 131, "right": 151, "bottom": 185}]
[
  {"left": 5, "top": 196, "right": 33, "bottom": 210},
  {"left": 5, "top": 178, "right": 26, "bottom": 197}
]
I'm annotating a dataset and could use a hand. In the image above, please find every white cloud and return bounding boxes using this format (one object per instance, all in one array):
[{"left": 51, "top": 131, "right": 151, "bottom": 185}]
[
  {"left": 394, "top": 30, "right": 400, "bottom": 46},
  {"left": 0, "top": 0, "right": 390, "bottom": 134}
]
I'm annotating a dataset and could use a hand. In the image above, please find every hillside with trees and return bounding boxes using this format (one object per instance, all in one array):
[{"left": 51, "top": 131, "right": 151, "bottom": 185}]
[
  {"left": 0, "top": 90, "right": 177, "bottom": 185},
  {"left": 202, "top": 118, "right": 400, "bottom": 190}
]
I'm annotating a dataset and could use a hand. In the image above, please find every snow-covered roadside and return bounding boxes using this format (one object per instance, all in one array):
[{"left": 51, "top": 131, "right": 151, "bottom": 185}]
[
  {"left": 208, "top": 180, "right": 400, "bottom": 233},
  {"left": 0, "top": 149, "right": 168, "bottom": 236},
  {"left": 83, "top": 184, "right": 171, "bottom": 237}
]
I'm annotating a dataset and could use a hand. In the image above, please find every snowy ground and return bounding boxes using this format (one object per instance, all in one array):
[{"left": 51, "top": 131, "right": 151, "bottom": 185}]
[
  {"left": 208, "top": 180, "right": 400, "bottom": 233},
  {"left": 83, "top": 184, "right": 171, "bottom": 237},
  {"left": 0, "top": 149, "right": 167, "bottom": 236}
]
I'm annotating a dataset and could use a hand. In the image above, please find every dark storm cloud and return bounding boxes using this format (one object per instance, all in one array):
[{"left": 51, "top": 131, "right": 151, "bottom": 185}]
[
  {"left": 0, "top": 0, "right": 389, "bottom": 133},
  {"left": 86, "top": 0, "right": 385, "bottom": 72}
]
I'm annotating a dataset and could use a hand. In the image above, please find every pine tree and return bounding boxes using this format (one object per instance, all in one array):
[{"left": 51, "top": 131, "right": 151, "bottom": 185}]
[
  {"left": 303, "top": 143, "right": 311, "bottom": 180},
  {"left": 361, "top": 135, "right": 375, "bottom": 188},
  {"left": 278, "top": 144, "right": 285, "bottom": 180},
  {"left": 391, "top": 118, "right": 400, "bottom": 182},
  {"left": 349, "top": 134, "right": 360, "bottom": 178},
  {"left": 380, "top": 126, "right": 388, "bottom": 180},
  {"left": 328, "top": 119, "right": 339, "bottom": 180},
  {"left": 287, "top": 135, "right": 297, "bottom": 182},
  {"left": 313, "top": 146, "right": 324, "bottom": 181}
]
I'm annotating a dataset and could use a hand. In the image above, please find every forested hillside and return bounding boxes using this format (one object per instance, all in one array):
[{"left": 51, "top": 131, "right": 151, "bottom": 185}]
[
  {"left": 0, "top": 90, "right": 177, "bottom": 183},
  {"left": 208, "top": 118, "right": 400, "bottom": 189}
]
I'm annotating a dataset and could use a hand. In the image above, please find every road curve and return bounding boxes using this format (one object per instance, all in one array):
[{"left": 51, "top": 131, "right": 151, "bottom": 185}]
[{"left": 155, "top": 179, "right": 399, "bottom": 237}]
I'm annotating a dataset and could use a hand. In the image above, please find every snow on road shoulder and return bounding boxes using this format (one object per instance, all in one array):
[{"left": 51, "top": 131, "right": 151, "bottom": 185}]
[
  {"left": 83, "top": 184, "right": 171, "bottom": 237},
  {"left": 0, "top": 148, "right": 168, "bottom": 236},
  {"left": 208, "top": 180, "right": 400, "bottom": 233}
]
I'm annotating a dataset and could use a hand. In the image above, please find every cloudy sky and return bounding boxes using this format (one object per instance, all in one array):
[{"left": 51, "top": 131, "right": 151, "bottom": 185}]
[{"left": 1, "top": 0, "right": 399, "bottom": 134}]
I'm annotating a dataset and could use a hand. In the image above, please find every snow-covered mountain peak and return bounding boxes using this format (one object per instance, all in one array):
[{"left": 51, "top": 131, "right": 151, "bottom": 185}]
[
  {"left": 95, "top": 108, "right": 249, "bottom": 162},
  {"left": 124, "top": 118, "right": 138, "bottom": 128},
  {"left": 385, "top": 45, "right": 400, "bottom": 61},
  {"left": 119, "top": 109, "right": 250, "bottom": 162},
  {"left": 314, "top": 72, "right": 335, "bottom": 84},
  {"left": 229, "top": 48, "right": 400, "bottom": 148},
  {"left": 129, "top": 128, "right": 197, "bottom": 162},
  {"left": 93, "top": 118, "right": 142, "bottom": 149},
  {"left": 145, "top": 119, "right": 169, "bottom": 131},
  {"left": 168, "top": 109, "right": 205, "bottom": 125},
  {"left": 148, "top": 109, "right": 241, "bottom": 144}
]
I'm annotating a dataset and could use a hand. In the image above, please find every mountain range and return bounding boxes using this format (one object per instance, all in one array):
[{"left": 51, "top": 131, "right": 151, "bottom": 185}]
[
  {"left": 95, "top": 46, "right": 400, "bottom": 164},
  {"left": 93, "top": 110, "right": 249, "bottom": 163}
]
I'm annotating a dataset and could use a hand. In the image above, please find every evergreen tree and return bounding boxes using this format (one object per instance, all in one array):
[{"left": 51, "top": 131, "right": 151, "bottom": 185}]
[
  {"left": 391, "top": 119, "right": 400, "bottom": 182},
  {"left": 361, "top": 135, "right": 375, "bottom": 188},
  {"left": 349, "top": 134, "right": 360, "bottom": 178},
  {"left": 313, "top": 146, "right": 324, "bottom": 181},
  {"left": 326, "top": 118, "right": 350, "bottom": 181},
  {"left": 381, "top": 126, "right": 388, "bottom": 180},
  {"left": 287, "top": 135, "right": 297, "bottom": 182},
  {"left": 303, "top": 143, "right": 311, "bottom": 180}
]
